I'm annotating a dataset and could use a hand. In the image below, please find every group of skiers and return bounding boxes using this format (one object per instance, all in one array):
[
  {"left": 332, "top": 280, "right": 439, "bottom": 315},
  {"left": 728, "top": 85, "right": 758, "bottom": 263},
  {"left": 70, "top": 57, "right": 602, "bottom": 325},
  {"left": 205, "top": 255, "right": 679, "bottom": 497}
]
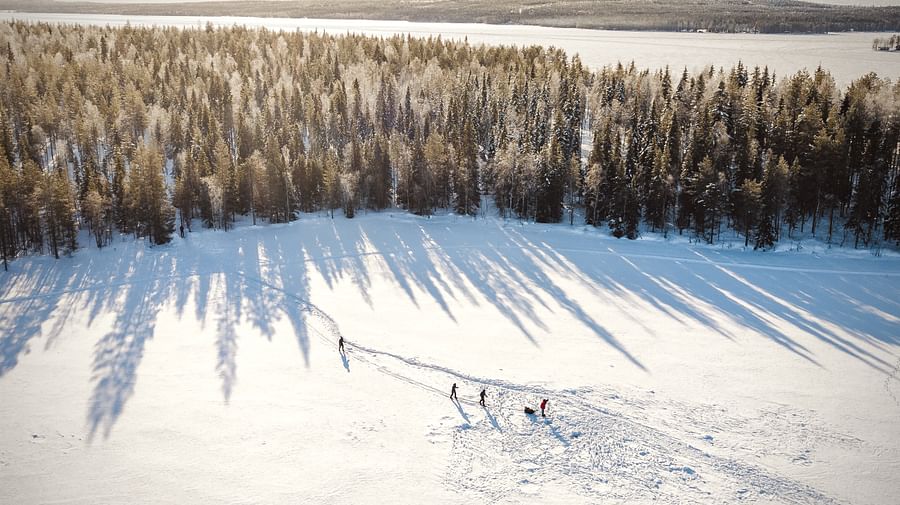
[
  {"left": 450, "top": 382, "right": 549, "bottom": 417},
  {"left": 339, "top": 337, "right": 549, "bottom": 417}
]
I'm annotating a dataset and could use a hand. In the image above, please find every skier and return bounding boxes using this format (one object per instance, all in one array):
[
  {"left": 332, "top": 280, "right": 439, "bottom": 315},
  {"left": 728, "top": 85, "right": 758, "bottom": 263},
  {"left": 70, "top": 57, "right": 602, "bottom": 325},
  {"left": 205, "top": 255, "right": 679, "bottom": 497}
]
[
  {"left": 338, "top": 336, "right": 345, "bottom": 353},
  {"left": 540, "top": 398, "right": 548, "bottom": 417},
  {"left": 450, "top": 383, "right": 458, "bottom": 400},
  {"left": 179, "top": 224, "right": 185, "bottom": 238},
  {"left": 479, "top": 388, "right": 486, "bottom": 407}
]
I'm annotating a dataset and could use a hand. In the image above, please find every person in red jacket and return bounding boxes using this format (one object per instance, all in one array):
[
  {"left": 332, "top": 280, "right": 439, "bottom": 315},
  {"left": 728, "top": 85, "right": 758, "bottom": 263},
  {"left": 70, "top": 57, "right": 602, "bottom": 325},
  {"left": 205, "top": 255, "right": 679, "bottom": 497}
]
[{"left": 540, "top": 399, "right": 548, "bottom": 417}]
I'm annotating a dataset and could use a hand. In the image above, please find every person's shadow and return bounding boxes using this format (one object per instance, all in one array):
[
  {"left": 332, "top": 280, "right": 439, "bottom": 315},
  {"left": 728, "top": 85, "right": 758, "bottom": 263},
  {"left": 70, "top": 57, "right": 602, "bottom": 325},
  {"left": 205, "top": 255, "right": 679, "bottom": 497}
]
[
  {"left": 453, "top": 399, "right": 470, "bottom": 424},
  {"left": 482, "top": 405, "right": 502, "bottom": 432},
  {"left": 339, "top": 350, "right": 350, "bottom": 372}
]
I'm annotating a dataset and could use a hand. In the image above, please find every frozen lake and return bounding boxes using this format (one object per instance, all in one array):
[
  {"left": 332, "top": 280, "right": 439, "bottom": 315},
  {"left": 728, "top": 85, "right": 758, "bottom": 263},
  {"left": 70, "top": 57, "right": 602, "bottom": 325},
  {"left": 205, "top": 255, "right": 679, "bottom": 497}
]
[{"left": 2, "top": 12, "right": 899, "bottom": 86}]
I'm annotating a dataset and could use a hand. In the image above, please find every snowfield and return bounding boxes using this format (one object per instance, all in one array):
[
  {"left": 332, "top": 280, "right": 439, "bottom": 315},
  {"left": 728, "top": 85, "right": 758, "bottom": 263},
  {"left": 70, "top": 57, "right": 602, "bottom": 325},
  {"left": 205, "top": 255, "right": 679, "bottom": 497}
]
[
  {"left": 2, "top": 13, "right": 898, "bottom": 87},
  {"left": 1, "top": 212, "right": 899, "bottom": 504}
]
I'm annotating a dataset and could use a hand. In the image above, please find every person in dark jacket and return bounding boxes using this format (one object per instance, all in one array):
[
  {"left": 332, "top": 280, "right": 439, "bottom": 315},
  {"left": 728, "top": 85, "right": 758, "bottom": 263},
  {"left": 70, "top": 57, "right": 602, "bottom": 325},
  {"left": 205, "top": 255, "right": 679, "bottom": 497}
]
[
  {"left": 540, "top": 398, "right": 548, "bottom": 417},
  {"left": 479, "top": 388, "right": 487, "bottom": 406},
  {"left": 450, "top": 383, "right": 458, "bottom": 400},
  {"left": 338, "top": 336, "right": 345, "bottom": 353}
]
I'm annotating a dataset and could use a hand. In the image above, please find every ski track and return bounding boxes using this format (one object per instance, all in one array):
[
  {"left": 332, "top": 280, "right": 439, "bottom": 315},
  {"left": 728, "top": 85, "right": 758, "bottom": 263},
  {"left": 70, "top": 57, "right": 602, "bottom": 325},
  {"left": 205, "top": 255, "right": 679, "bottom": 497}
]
[
  {"left": 885, "top": 356, "right": 900, "bottom": 411},
  {"left": 244, "top": 272, "right": 842, "bottom": 505}
]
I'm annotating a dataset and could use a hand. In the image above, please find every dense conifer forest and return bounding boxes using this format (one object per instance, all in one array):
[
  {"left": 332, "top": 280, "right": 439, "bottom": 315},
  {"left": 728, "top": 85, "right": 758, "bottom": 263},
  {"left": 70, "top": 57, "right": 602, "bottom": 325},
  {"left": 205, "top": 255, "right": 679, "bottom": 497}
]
[{"left": 0, "top": 22, "right": 898, "bottom": 268}]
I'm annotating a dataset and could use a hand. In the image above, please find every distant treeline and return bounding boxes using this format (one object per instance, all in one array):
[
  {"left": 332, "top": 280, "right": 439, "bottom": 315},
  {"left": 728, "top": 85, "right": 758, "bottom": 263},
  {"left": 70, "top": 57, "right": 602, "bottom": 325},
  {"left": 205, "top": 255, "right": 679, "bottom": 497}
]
[
  {"left": 0, "top": 22, "right": 898, "bottom": 268},
  {"left": 873, "top": 34, "right": 900, "bottom": 51},
  {"left": 2, "top": 0, "right": 900, "bottom": 34}
]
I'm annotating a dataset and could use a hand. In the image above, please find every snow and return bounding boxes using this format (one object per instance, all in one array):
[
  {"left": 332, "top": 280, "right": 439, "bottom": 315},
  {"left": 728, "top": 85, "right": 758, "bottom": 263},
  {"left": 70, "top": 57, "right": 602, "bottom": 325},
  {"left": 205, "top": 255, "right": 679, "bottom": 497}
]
[
  {"left": 1, "top": 211, "right": 899, "bottom": 504},
  {"left": 1, "top": 13, "right": 898, "bottom": 87}
]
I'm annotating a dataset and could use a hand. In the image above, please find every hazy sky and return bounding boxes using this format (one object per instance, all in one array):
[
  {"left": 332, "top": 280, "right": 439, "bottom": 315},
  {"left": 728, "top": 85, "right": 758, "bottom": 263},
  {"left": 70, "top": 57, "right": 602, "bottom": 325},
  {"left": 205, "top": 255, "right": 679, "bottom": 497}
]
[{"left": 50, "top": 0, "right": 900, "bottom": 5}]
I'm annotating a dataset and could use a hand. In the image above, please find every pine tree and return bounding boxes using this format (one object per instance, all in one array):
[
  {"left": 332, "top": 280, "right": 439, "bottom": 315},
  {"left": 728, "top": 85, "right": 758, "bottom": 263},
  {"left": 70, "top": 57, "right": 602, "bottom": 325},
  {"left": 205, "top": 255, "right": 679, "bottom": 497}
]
[
  {"left": 885, "top": 171, "right": 900, "bottom": 245},
  {"left": 323, "top": 150, "right": 342, "bottom": 219},
  {"left": 645, "top": 146, "right": 674, "bottom": 234},
  {"left": 454, "top": 115, "right": 480, "bottom": 215},
  {"left": 47, "top": 167, "right": 78, "bottom": 257},
  {"left": 756, "top": 154, "right": 788, "bottom": 250},
  {"left": 408, "top": 136, "right": 430, "bottom": 215},
  {"left": 127, "top": 143, "right": 174, "bottom": 245},
  {"left": 695, "top": 157, "right": 728, "bottom": 244},
  {"left": 20, "top": 160, "right": 44, "bottom": 253},
  {"left": 213, "top": 137, "right": 237, "bottom": 229},
  {"left": 371, "top": 136, "right": 392, "bottom": 210},
  {"left": 733, "top": 178, "right": 762, "bottom": 247},
  {"left": 584, "top": 125, "right": 613, "bottom": 227},
  {"left": 0, "top": 150, "right": 14, "bottom": 269},
  {"left": 82, "top": 179, "right": 110, "bottom": 248},
  {"left": 239, "top": 150, "right": 267, "bottom": 225},
  {"left": 535, "top": 125, "right": 566, "bottom": 223}
]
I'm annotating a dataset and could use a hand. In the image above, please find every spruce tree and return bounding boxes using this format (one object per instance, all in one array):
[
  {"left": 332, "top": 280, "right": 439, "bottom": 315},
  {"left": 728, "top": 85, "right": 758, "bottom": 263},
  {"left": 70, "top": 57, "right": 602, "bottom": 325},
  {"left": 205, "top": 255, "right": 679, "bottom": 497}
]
[
  {"left": 756, "top": 155, "right": 788, "bottom": 250},
  {"left": 127, "top": 143, "right": 174, "bottom": 245}
]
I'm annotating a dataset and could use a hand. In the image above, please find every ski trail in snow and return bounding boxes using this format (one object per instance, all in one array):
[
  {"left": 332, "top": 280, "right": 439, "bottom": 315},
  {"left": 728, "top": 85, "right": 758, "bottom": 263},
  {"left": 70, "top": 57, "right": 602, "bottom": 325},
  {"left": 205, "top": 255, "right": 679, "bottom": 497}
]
[
  {"left": 241, "top": 271, "right": 840, "bottom": 504},
  {"left": 885, "top": 356, "right": 900, "bottom": 410}
]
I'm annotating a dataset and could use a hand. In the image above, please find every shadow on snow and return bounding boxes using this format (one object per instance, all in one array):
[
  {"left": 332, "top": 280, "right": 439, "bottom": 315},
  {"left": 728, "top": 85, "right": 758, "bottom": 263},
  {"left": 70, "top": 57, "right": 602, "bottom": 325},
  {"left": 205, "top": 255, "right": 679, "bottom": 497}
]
[{"left": 0, "top": 212, "right": 898, "bottom": 439}]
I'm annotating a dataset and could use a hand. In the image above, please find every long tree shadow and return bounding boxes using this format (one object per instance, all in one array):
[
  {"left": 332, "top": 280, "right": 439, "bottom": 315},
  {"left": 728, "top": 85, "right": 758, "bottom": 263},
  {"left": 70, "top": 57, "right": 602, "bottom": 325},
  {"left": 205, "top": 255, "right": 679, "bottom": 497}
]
[
  {"left": 0, "top": 241, "right": 186, "bottom": 380},
  {"left": 215, "top": 270, "right": 240, "bottom": 402},
  {"left": 352, "top": 221, "right": 459, "bottom": 321},
  {"left": 328, "top": 215, "right": 648, "bottom": 367},
  {"left": 709, "top": 267, "right": 896, "bottom": 371},
  {"left": 358, "top": 220, "right": 545, "bottom": 344},
  {"left": 538, "top": 236, "right": 899, "bottom": 371},
  {"left": 299, "top": 219, "right": 374, "bottom": 308},
  {"left": 0, "top": 257, "right": 92, "bottom": 377},
  {"left": 583, "top": 252, "right": 821, "bottom": 364},
  {"left": 6, "top": 211, "right": 898, "bottom": 441},
  {"left": 507, "top": 238, "right": 647, "bottom": 370},
  {"left": 87, "top": 267, "right": 168, "bottom": 441}
]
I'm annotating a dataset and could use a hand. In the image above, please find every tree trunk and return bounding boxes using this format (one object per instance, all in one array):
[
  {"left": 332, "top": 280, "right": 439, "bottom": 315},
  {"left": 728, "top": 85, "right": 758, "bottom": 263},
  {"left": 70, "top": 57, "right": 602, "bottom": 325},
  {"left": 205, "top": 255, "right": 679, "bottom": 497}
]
[
  {"left": 828, "top": 205, "right": 835, "bottom": 243},
  {"left": 811, "top": 194, "right": 819, "bottom": 236},
  {"left": 1, "top": 219, "right": 7, "bottom": 271}
]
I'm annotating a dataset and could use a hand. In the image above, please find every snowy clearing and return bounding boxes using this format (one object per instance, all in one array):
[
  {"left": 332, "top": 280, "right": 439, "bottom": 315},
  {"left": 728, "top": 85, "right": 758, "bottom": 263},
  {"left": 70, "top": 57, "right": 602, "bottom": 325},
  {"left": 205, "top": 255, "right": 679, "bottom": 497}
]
[{"left": 1, "top": 212, "right": 899, "bottom": 504}]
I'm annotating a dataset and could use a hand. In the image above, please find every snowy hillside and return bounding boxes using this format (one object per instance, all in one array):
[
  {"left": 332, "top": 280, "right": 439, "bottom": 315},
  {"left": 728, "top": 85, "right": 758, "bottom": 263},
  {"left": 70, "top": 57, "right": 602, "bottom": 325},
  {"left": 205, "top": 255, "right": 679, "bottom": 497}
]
[{"left": 1, "top": 212, "right": 899, "bottom": 504}]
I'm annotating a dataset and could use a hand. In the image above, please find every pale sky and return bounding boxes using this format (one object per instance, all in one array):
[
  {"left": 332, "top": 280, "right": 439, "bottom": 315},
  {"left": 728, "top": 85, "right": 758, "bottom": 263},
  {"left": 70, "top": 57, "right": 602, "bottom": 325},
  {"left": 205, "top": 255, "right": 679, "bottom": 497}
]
[{"left": 49, "top": 0, "right": 900, "bottom": 5}]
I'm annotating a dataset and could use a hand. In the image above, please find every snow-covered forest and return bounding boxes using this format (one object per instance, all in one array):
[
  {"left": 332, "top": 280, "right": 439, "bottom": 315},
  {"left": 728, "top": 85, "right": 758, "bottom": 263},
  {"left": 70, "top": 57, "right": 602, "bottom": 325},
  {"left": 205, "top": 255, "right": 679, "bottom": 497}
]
[{"left": 0, "top": 21, "right": 899, "bottom": 269}]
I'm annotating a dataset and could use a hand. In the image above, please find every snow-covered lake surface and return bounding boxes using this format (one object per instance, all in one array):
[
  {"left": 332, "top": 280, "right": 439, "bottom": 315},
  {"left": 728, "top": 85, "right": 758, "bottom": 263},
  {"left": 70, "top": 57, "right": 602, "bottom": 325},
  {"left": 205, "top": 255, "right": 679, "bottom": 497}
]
[
  {"left": 1, "top": 212, "right": 899, "bottom": 504},
  {"left": 2, "top": 12, "right": 899, "bottom": 86}
]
